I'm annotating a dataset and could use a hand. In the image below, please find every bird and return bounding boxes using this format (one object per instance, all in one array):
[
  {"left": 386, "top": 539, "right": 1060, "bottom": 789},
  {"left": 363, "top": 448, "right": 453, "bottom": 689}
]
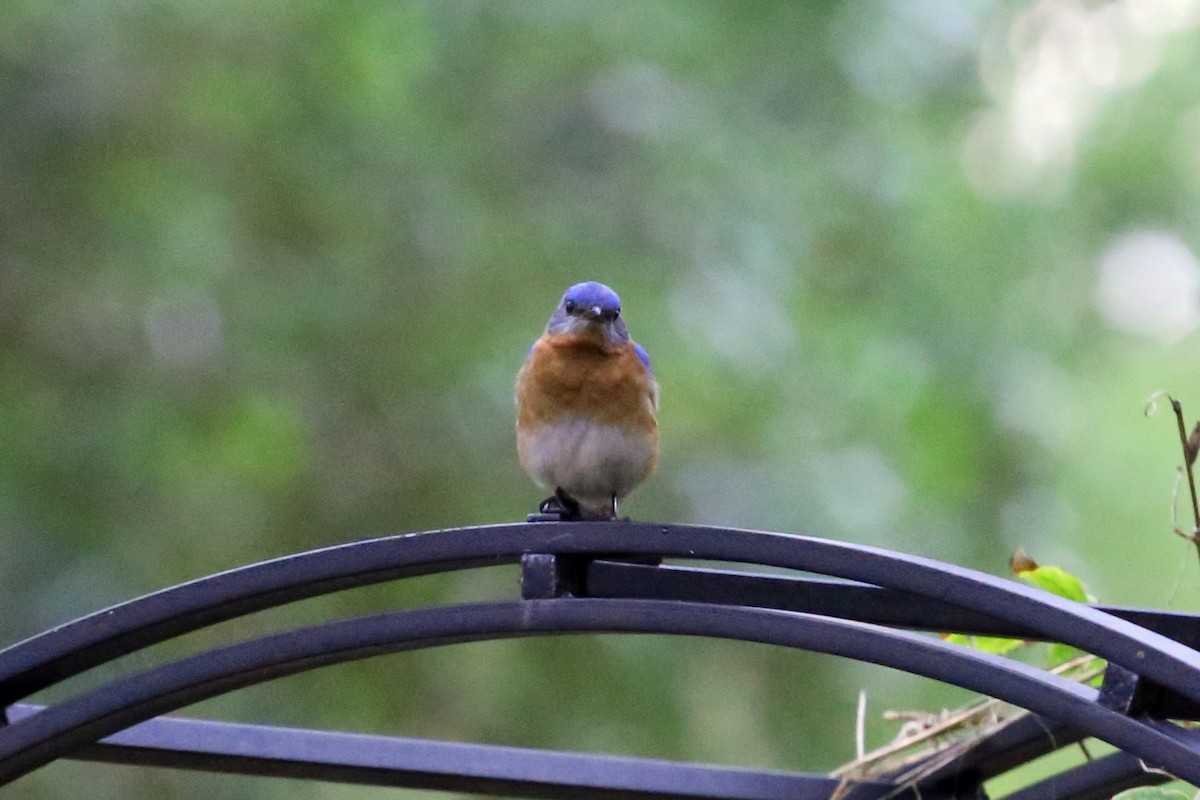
[{"left": 516, "top": 281, "right": 659, "bottom": 520}]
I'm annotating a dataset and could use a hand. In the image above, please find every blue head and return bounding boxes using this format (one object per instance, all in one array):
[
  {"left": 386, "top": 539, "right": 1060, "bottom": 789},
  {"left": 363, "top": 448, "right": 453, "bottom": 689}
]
[{"left": 545, "top": 281, "right": 630, "bottom": 343}]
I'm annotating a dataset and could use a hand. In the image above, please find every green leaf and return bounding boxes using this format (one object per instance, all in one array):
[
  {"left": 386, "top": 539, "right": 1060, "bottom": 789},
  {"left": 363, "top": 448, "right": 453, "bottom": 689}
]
[
  {"left": 1017, "top": 566, "right": 1094, "bottom": 603},
  {"left": 1112, "top": 787, "right": 1192, "bottom": 800},
  {"left": 1046, "top": 642, "right": 1080, "bottom": 667},
  {"left": 944, "top": 633, "right": 1026, "bottom": 656}
]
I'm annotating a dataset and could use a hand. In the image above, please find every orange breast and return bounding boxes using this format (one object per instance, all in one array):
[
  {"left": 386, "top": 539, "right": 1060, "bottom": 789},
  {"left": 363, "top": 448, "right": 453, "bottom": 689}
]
[{"left": 517, "top": 333, "right": 658, "bottom": 433}]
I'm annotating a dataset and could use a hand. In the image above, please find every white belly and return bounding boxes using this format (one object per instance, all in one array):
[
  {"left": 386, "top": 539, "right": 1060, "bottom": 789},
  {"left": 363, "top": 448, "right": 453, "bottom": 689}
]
[{"left": 518, "top": 418, "right": 656, "bottom": 509}]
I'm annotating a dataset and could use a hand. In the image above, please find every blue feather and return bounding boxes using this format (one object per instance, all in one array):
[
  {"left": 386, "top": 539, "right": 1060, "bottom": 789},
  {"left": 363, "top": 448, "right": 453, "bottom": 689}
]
[{"left": 634, "top": 343, "right": 653, "bottom": 376}]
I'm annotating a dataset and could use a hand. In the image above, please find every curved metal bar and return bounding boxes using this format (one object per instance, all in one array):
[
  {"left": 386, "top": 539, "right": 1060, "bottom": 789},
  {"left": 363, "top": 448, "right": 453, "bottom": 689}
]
[
  {"left": 588, "top": 560, "right": 1200, "bottom": 646},
  {"left": 4, "top": 523, "right": 1200, "bottom": 712},
  {"left": 867, "top": 714, "right": 1079, "bottom": 796},
  {"left": 0, "top": 529, "right": 515, "bottom": 705},
  {"left": 2, "top": 600, "right": 1199, "bottom": 788},
  {"left": 8, "top": 702, "right": 917, "bottom": 800},
  {"left": 1000, "top": 748, "right": 1175, "bottom": 800}
]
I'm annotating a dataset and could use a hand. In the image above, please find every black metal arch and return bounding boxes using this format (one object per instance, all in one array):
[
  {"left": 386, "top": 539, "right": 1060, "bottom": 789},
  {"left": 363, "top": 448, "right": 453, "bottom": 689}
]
[
  {"left": 5, "top": 523, "right": 1200, "bottom": 705},
  {"left": 0, "top": 597, "right": 1192, "bottom": 784},
  {"left": 3, "top": 521, "right": 1200, "bottom": 799}
]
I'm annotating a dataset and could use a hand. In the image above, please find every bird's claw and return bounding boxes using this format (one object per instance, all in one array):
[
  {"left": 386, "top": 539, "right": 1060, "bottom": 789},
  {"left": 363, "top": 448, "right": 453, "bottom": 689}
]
[
  {"left": 528, "top": 488, "right": 629, "bottom": 522},
  {"left": 529, "top": 488, "right": 584, "bottom": 522}
]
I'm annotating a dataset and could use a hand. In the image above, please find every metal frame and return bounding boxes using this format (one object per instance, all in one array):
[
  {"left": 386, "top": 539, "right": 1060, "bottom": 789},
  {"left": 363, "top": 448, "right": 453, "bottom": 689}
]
[{"left": 2, "top": 522, "right": 1198, "bottom": 798}]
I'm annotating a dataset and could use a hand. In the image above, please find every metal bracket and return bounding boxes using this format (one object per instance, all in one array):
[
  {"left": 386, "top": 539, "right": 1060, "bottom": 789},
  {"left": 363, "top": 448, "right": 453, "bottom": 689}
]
[
  {"left": 1099, "top": 661, "right": 1200, "bottom": 719},
  {"left": 1098, "top": 663, "right": 1144, "bottom": 715},
  {"left": 520, "top": 553, "right": 589, "bottom": 599}
]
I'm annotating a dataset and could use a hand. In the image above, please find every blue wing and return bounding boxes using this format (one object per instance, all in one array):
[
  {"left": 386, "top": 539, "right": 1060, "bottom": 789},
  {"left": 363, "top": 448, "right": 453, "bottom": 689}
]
[{"left": 634, "top": 343, "right": 653, "bottom": 376}]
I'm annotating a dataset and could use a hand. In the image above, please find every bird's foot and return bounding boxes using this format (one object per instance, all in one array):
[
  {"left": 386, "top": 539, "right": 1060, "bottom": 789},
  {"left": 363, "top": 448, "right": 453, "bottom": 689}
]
[
  {"left": 528, "top": 489, "right": 632, "bottom": 522},
  {"left": 552, "top": 487, "right": 584, "bottom": 518},
  {"left": 529, "top": 488, "right": 585, "bottom": 522},
  {"left": 608, "top": 492, "right": 630, "bottom": 523}
]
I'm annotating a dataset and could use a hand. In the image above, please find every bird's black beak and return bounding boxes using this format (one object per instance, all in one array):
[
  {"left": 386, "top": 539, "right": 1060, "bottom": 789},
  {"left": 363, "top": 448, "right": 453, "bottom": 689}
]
[{"left": 588, "top": 306, "right": 618, "bottom": 323}]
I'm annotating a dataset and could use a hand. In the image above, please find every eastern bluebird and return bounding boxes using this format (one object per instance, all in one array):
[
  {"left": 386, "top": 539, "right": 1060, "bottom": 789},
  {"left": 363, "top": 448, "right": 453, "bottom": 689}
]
[{"left": 516, "top": 281, "right": 659, "bottom": 520}]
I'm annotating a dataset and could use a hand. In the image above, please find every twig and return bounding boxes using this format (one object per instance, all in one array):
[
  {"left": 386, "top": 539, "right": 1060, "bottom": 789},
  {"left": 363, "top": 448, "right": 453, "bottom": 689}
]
[
  {"left": 1169, "top": 397, "right": 1200, "bottom": 565},
  {"left": 856, "top": 690, "right": 867, "bottom": 762},
  {"left": 1137, "top": 757, "right": 1178, "bottom": 779},
  {"left": 833, "top": 697, "right": 1006, "bottom": 778},
  {"left": 832, "top": 654, "right": 1102, "bottom": 780}
]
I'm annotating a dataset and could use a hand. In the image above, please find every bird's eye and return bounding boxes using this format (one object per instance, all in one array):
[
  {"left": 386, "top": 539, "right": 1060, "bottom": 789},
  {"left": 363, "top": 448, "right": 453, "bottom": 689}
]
[{"left": 564, "top": 299, "right": 577, "bottom": 314}]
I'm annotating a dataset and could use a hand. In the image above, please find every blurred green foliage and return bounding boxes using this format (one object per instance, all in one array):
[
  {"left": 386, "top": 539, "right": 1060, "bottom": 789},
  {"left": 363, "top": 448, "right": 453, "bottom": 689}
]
[{"left": 6, "top": 1, "right": 1200, "bottom": 797}]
